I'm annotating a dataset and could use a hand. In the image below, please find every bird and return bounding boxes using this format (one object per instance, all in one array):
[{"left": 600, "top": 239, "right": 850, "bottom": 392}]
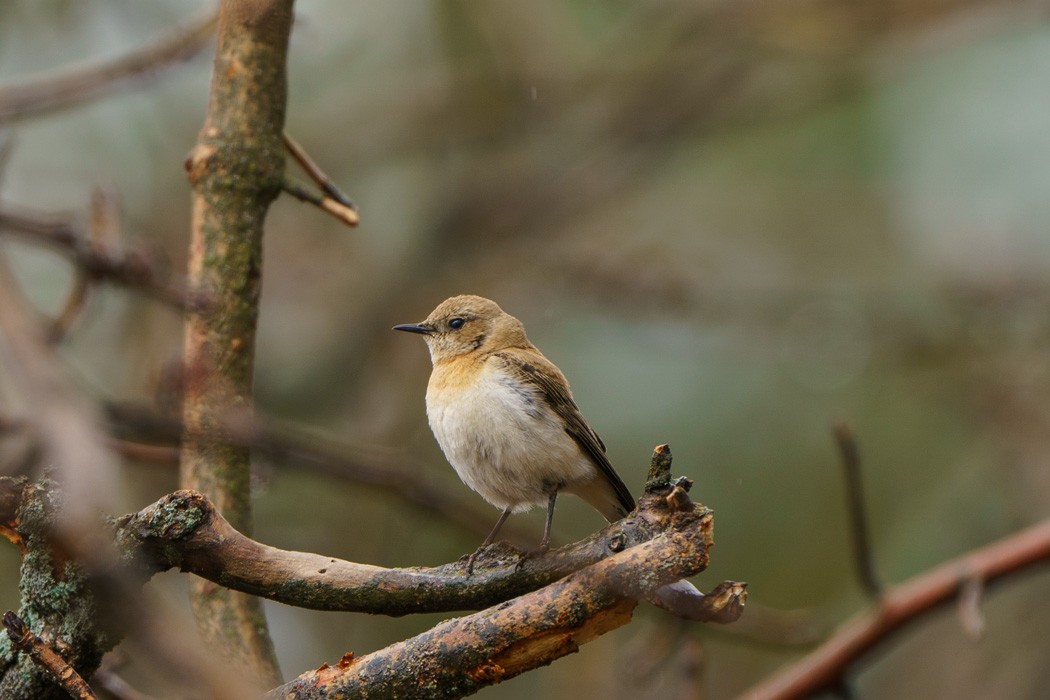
[{"left": 394, "top": 294, "right": 635, "bottom": 574}]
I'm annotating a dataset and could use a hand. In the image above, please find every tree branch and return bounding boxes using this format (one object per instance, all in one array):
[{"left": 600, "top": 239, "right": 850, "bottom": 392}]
[
  {"left": 742, "top": 516, "right": 1050, "bottom": 699},
  {"left": 264, "top": 466, "right": 736, "bottom": 699}
]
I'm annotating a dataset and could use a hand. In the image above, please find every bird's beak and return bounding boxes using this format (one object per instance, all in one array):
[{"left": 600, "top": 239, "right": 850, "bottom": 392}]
[{"left": 392, "top": 322, "right": 434, "bottom": 335}]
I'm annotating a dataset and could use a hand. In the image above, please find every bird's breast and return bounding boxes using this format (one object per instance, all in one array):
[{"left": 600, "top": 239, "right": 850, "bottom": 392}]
[{"left": 425, "top": 358, "right": 593, "bottom": 510}]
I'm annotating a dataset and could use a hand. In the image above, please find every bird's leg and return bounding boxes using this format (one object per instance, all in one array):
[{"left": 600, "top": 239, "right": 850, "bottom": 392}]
[
  {"left": 515, "top": 490, "right": 558, "bottom": 571},
  {"left": 466, "top": 507, "right": 512, "bottom": 576},
  {"left": 538, "top": 490, "right": 557, "bottom": 552}
]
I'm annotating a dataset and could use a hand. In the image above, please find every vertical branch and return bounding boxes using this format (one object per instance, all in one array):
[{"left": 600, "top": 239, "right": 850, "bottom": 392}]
[{"left": 180, "top": 0, "right": 294, "bottom": 686}]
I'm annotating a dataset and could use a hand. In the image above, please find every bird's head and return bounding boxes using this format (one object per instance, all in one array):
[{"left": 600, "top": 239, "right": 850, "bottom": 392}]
[{"left": 393, "top": 294, "right": 528, "bottom": 363}]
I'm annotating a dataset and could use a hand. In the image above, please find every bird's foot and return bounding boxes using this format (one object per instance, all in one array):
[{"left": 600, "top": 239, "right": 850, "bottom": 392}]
[
  {"left": 513, "top": 541, "right": 550, "bottom": 572},
  {"left": 465, "top": 546, "right": 486, "bottom": 577}
]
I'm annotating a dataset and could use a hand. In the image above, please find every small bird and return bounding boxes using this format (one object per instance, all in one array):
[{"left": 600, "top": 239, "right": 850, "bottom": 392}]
[{"left": 394, "top": 294, "right": 635, "bottom": 573}]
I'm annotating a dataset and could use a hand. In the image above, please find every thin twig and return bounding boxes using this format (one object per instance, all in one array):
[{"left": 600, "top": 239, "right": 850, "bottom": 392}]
[
  {"left": 0, "top": 8, "right": 217, "bottom": 124},
  {"left": 3, "top": 611, "right": 98, "bottom": 700},
  {"left": 832, "top": 422, "right": 882, "bottom": 598},
  {"left": 55, "top": 189, "right": 120, "bottom": 341},
  {"left": 47, "top": 270, "right": 91, "bottom": 343},
  {"left": 282, "top": 131, "right": 359, "bottom": 227}
]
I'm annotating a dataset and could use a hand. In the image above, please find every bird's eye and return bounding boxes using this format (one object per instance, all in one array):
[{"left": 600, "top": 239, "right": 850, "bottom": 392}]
[{"left": 449, "top": 317, "right": 465, "bottom": 330}]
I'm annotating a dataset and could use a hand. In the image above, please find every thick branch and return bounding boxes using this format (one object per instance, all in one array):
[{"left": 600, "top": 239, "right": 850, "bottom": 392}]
[
  {"left": 265, "top": 472, "right": 734, "bottom": 698},
  {"left": 179, "top": 0, "right": 293, "bottom": 685},
  {"left": 743, "top": 516, "right": 1050, "bottom": 699}
]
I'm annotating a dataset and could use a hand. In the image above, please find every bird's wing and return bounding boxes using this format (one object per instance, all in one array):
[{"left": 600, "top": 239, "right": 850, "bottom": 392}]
[{"left": 492, "top": 349, "right": 636, "bottom": 517}]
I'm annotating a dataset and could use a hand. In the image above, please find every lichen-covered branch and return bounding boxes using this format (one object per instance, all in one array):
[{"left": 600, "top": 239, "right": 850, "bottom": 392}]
[
  {"left": 179, "top": 0, "right": 294, "bottom": 685},
  {"left": 2, "top": 612, "right": 97, "bottom": 700},
  {"left": 0, "top": 478, "right": 115, "bottom": 700}
]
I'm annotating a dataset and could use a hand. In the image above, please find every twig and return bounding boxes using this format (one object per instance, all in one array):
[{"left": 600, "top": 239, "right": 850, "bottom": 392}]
[
  {"left": 741, "top": 516, "right": 1050, "bottom": 699},
  {"left": 0, "top": 253, "right": 119, "bottom": 541},
  {"left": 832, "top": 422, "right": 882, "bottom": 598},
  {"left": 46, "top": 269, "right": 91, "bottom": 343},
  {"left": 3, "top": 611, "right": 98, "bottom": 700},
  {"left": 282, "top": 132, "right": 359, "bottom": 227},
  {"left": 0, "top": 8, "right": 217, "bottom": 124}
]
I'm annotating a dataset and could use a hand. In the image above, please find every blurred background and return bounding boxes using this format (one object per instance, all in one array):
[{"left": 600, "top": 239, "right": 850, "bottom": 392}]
[{"left": 2, "top": 0, "right": 1050, "bottom": 697}]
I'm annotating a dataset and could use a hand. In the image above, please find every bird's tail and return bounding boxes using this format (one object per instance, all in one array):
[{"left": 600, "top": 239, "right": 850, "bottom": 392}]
[{"left": 568, "top": 476, "right": 634, "bottom": 522}]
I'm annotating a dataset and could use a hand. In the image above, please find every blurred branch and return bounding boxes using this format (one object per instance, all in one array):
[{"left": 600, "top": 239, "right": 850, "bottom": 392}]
[
  {"left": 92, "top": 659, "right": 156, "bottom": 700},
  {"left": 744, "top": 516, "right": 1050, "bottom": 699},
  {"left": 0, "top": 205, "right": 203, "bottom": 312},
  {"left": 282, "top": 132, "right": 359, "bottom": 227},
  {"left": 0, "top": 8, "right": 217, "bottom": 124},
  {"left": 832, "top": 422, "right": 883, "bottom": 598},
  {"left": 0, "top": 257, "right": 248, "bottom": 698},
  {"left": 0, "top": 252, "right": 118, "bottom": 542},
  {"left": 178, "top": 0, "right": 294, "bottom": 685},
  {"left": 2, "top": 611, "right": 97, "bottom": 700},
  {"left": 105, "top": 402, "right": 539, "bottom": 545}
]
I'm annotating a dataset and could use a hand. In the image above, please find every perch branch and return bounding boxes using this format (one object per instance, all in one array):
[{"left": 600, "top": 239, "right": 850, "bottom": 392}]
[
  {"left": 742, "top": 516, "right": 1050, "bottom": 700},
  {"left": 3, "top": 612, "right": 97, "bottom": 700},
  {"left": 267, "top": 450, "right": 739, "bottom": 698},
  {"left": 115, "top": 446, "right": 745, "bottom": 621}
]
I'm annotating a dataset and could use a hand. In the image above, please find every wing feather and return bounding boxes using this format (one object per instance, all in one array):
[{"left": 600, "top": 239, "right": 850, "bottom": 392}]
[{"left": 493, "top": 349, "right": 636, "bottom": 516}]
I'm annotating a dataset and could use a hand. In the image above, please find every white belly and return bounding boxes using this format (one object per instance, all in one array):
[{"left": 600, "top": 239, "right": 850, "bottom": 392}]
[{"left": 426, "top": 361, "right": 595, "bottom": 512}]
